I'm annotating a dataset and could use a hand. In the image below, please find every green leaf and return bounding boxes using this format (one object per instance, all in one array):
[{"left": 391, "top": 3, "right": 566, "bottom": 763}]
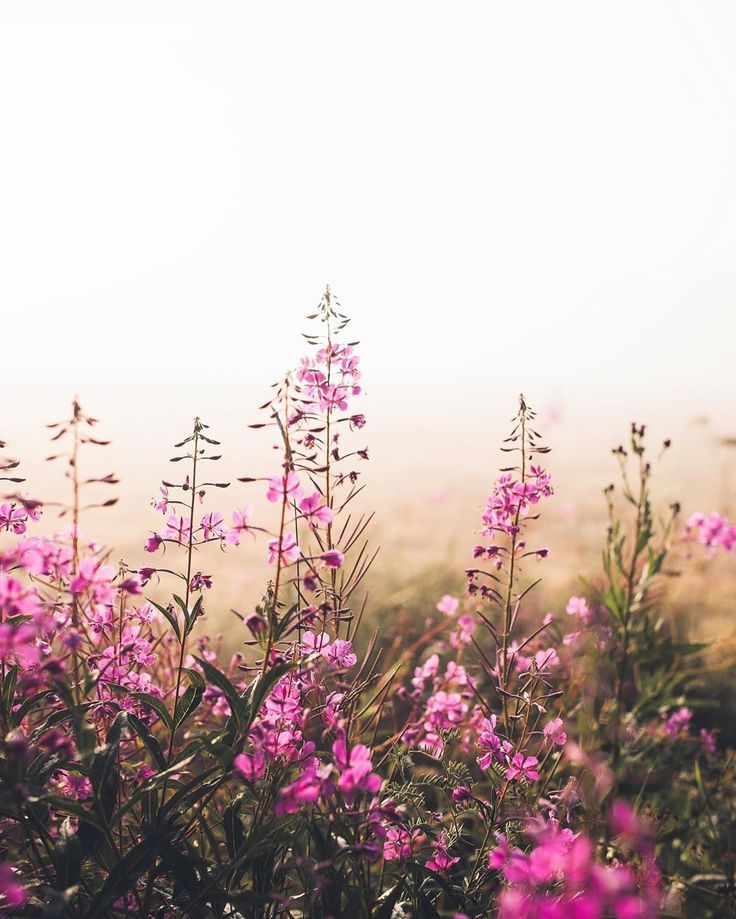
[
  {"left": 224, "top": 795, "right": 245, "bottom": 860},
  {"left": 11, "top": 688, "right": 56, "bottom": 727},
  {"left": 150, "top": 599, "right": 181, "bottom": 642},
  {"left": 87, "top": 825, "right": 178, "bottom": 918},
  {"left": 131, "top": 691, "right": 173, "bottom": 731},
  {"left": 90, "top": 712, "right": 127, "bottom": 820},
  {"left": 128, "top": 712, "right": 168, "bottom": 770},
  {"left": 174, "top": 670, "right": 205, "bottom": 729},
  {"left": 193, "top": 657, "right": 245, "bottom": 732}
]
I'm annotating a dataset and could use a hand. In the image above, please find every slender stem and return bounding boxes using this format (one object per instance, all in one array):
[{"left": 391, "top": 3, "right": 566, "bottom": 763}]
[
  {"left": 168, "top": 419, "right": 200, "bottom": 762},
  {"left": 262, "top": 390, "right": 290, "bottom": 675},
  {"left": 500, "top": 403, "right": 527, "bottom": 734}
]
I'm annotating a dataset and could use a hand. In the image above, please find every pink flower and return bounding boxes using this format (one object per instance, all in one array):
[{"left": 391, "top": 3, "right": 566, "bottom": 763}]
[
  {"left": 201, "top": 511, "right": 224, "bottom": 541},
  {"left": 488, "top": 832, "right": 513, "bottom": 870},
  {"left": 437, "top": 594, "right": 459, "bottom": 616},
  {"left": 70, "top": 557, "right": 116, "bottom": 603},
  {"left": 543, "top": 717, "right": 567, "bottom": 746},
  {"left": 0, "top": 503, "right": 29, "bottom": 534},
  {"left": 266, "top": 472, "right": 303, "bottom": 504},
  {"left": 267, "top": 533, "right": 300, "bottom": 566},
  {"left": 144, "top": 533, "right": 162, "bottom": 553},
  {"left": 152, "top": 485, "right": 171, "bottom": 515},
  {"left": 0, "top": 862, "right": 26, "bottom": 912},
  {"left": 426, "top": 835, "right": 460, "bottom": 876},
  {"left": 700, "top": 727, "right": 718, "bottom": 755},
  {"left": 565, "top": 595, "right": 592, "bottom": 624},
  {"left": 326, "top": 639, "right": 357, "bottom": 670},
  {"left": 320, "top": 550, "right": 344, "bottom": 569},
  {"left": 506, "top": 753, "right": 540, "bottom": 783},
  {"left": 450, "top": 614, "right": 475, "bottom": 648},
  {"left": 163, "top": 514, "right": 192, "bottom": 545},
  {"left": 298, "top": 492, "right": 333, "bottom": 529},
  {"left": 332, "top": 735, "right": 381, "bottom": 803},
  {"left": 56, "top": 771, "right": 93, "bottom": 801},
  {"left": 383, "top": 826, "right": 418, "bottom": 862},
  {"left": 190, "top": 572, "right": 212, "bottom": 591},
  {"left": 477, "top": 714, "right": 503, "bottom": 769},
  {"left": 300, "top": 631, "right": 330, "bottom": 655},
  {"left": 226, "top": 505, "right": 254, "bottom": 546},
  {"left": 662, "top": 706, "right": 692, "bottom": 740}
]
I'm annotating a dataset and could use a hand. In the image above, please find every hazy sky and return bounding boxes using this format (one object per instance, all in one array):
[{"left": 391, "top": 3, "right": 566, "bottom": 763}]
[{"left": 1, "top": 2, "right": 735, "bottom": 517}]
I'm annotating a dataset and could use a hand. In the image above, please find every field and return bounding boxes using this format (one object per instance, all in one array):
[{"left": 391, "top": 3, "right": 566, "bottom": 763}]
[{"left": 1, "top": 292, "right": 735, "bottom": 918}]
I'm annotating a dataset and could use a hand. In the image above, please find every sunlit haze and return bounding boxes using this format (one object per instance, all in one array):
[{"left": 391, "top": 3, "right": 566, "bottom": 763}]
[{"left": 2, "top": 1, "right": 735, "bottom": 566}]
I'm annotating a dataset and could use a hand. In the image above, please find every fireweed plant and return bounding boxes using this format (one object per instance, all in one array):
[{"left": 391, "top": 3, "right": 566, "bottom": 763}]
[{"left": 0, "top": 291, "right": 734, "bottom": 918}]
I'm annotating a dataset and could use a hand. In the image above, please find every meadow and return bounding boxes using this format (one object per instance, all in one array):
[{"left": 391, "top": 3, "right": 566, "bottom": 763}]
[{"left": 0, "top": 289, "right": 734, "bottom": 917}]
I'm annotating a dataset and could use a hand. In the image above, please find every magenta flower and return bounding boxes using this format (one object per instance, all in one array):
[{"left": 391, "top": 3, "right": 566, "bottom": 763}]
[
  {"left": 267, "top": 533, "right": 300, "bottom": 566},
  {"left": 436, "top": 594, "right": 459, "bottom": 616},
  {"left": 70, "top": 557, "right": 116, "bottom": 603},
  {"left": 383, "top": 826, "right": 418, "bottom": 862},
  {"left": 226, "top": 505, "right": 254, "bottom": 545},
  {"left": 200, "top": 511, "right": 224, "bottom": 541},
  {"left": 0, "top": 862, "right": 26, "bottom": 912},
  {"left": 506, "top": 753, "right": 540, "bottom": 783},
  {"left": 152, "top": 485, "right": 171, "bottom": 515},
  {"left": 320, "top": 549, "right": 344, "bottom": 569},
  {"left": 163, "top": 514, "right": 192, "bottom": 545},
  {"left": 266, "top": 471, "right": 303, "bottom": 504},
  {"left": 488, "top": 832, "right": 513, "bottom": 870},
  {"left": 144, "top": 533, "right": 162, "bottom": 553},
  {"left": 326, "top": 639, "right": 357, "bottom": 670},
  {"left": 298, "top": 491, "right": 333, "bottom": 529},
  {"left": 0, "top": 503, "right": 29, "bottom": 535},
  {"left": 426, "top": 835, "right": 460, "bottom": 876},
  {"left": 300, "top": 630, "right": 330, "bottom": 655},
  {"left": 332, "top": 735, "right": 381, "bottom": 803},
  {"left": 543, "top": 717, "right": 567, "bottom": 747},
  {"left": 190, "top": 572, "right": 213, "bottom": 591}
]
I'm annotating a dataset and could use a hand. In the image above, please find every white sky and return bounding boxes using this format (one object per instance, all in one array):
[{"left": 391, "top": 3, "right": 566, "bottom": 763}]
[{"left": 1, "top": 2, "right": 735, "bottom": 517}]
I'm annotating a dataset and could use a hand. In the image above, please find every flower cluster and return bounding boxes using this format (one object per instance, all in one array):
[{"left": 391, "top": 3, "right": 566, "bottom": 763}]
[{"left": 0, "top": 310, "right": 731, "bottom": 918}]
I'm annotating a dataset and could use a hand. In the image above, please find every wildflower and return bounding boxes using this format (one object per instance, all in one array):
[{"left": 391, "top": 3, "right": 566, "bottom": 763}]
[
  {"left": 506, "top": 754, "right": 540, "bottom": 783},
  {"left": 226, "top": 505, "right": 254, "bottom": 545},
  {"left": 684, "top": 511, "right": 736, "bottom": 556},
  {"left": 383, "top": 826, "right": 418, "bottom": 862},
  {"left": 298, "top": 492, "right": 333, "bottom": 529},
  {"left": 190, "top": 572, "right": 213, "bottom": 591},
  {"left": 56, "top": 771, "right": 93, "bottom": 801},
  {"left": 319, "top": 549, "right": 344, "bottom": 569},
  {"left": 565, "top": 595, "right": 593, "bottom": 624},
  {"left": 426, "top": 834, "right": 460, "bottom": 876},
  {"left": 488, "top": 833, "right": 513, "bottom": 870},
  {"left": 450, "top": 613, "right": 475, "bottom": 648},
  {"left": 543, "top": 717, "right": 567, "bottom": 746},
  {"left": 326, "top": 638, "right": 357, "bottom": 670},
  {"left": 437, "top": 594, "right": 459, "bottom": 616},
  {"left": 267, "top": 533, "right": 300, "bottom": 566},
  {"left": 0, "top": 862, "right": 26, "bottom": 912},
  {"left": 301, "top": 631, "right": 330, "bottom": 655},
  {"left": 700, "top": 727, "right": 718, "bottom": 755},
  {"left": 152, "top": 485, "right": 171, "bottom": 515},
  {"left": 0, "top": 503, "right": 30, "bottom": 534},
  {"left": 477, "top": 714, "right": 503, "bottom": 769},
  {"left": 163, "top": 514, "right": 192, "bottom": 545},
  {"left": 662, "top": 706, "right": 692, "bottom": 741},
  {"left": 144, "top": 533, "right": 162, "bottom": 553},
  {"left": 201, "top": 511, "right": 224, "bottom": 541},
  {"left": 266, "top": 471, "right": 303, "bottom": 504},
  {"left": 70, "top": 557, "right": 116, "bottom": 603},
  {"left": 332, "top": 735, "right": 381, "bottom": 803},
  {"left": 245, "top": 613, "right": 266, "bottom": 637}
]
